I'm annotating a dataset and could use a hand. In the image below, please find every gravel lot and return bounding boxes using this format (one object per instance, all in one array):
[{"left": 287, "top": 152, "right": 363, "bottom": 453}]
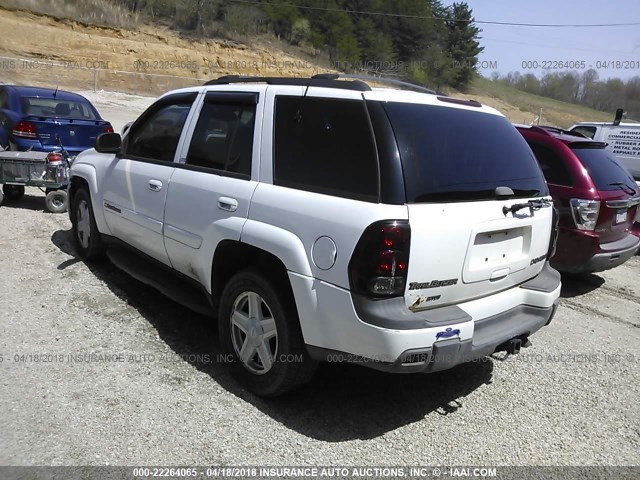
[{"left": 0, "top": 189, "right": 639, "bottom": 467}]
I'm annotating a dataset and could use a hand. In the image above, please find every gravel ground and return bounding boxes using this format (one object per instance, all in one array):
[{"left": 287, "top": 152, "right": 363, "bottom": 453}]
[{"left": 0, "top": 190, "right": 639, "bottom": 467}]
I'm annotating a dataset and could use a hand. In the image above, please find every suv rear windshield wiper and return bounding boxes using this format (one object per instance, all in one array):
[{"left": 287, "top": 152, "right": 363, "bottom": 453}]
[
  {"left": 609, "top": 182, "right": 637, "bottom": 195},
  {"left": 502, "top": 198, "right": 552, "bottom": 216},
  {"left": 415, "top": 189, "right": 541, "bottom": 203}
]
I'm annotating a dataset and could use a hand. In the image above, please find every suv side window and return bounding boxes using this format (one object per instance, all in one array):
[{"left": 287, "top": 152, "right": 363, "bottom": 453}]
[
  {"left": 125, "top": 98, "right": 193, "bottom": 163},
  {"left": 529, "top": 143, "right": 573, "bottom": 186},
  {"left": 273, "top": 96, "right": 378, "bottom": 202},
  {"left": 185, "top": 100, "right": 256, "bottom": 178}
]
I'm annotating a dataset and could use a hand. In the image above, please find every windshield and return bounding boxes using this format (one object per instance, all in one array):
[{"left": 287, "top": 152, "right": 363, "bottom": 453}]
[
  {"left": 20, "top": 97, "right": 99, "bottom": 120},
  {"left": 382, "top": 102, "right": 548, "bottom": 202},
  {"left": 571, "top": 146, "right": 638, "bottom": 193}
]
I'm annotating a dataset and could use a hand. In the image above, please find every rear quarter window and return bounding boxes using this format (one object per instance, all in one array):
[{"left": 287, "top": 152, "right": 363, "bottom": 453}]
[
  {"left": 273, "top": 96, "right": 379, "bottom": 202},
  {"left": 382, "top": 102, "right": 548, "bottom": 202}
]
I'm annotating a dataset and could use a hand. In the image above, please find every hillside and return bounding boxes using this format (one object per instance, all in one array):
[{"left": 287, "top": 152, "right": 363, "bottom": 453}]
[{"left": 0, "top": 6, "right": 614, "bottom": 128}]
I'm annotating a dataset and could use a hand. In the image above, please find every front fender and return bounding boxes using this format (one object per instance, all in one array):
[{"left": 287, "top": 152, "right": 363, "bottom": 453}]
[{"left": 69, "top": 162, "right": 111, "bottom": 236}]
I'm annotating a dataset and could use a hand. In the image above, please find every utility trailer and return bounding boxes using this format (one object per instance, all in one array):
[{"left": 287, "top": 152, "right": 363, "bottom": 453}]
[{"left": 0, "top": 150, "right": 69, "bottom": 213}]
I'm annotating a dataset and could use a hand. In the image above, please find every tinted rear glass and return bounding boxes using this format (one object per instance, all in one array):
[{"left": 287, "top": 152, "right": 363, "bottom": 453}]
[
  {"left": 382, "top": 102, "right": 548, "bottom": 202},
  {"left": 571, "top": 147, "right": 637, "bottom": 192},
  {"left": 20, "top": 97, "right": 99, "bottom": 120},
  {"left": 274, "top": 96, "right": 378, "bottom": 202}
]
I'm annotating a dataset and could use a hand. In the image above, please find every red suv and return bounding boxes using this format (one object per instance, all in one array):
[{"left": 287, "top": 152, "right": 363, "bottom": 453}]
[{"left": 517, "top": 125, "right": 640, "bottom": 274}]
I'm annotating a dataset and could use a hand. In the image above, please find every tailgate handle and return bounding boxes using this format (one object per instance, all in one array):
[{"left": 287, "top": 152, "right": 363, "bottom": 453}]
[{"left": 490, "top": 268, "right": 510, "bottom": 281}]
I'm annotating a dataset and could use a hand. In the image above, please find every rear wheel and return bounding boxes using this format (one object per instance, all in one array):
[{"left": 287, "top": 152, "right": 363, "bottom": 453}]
[
  {"left": 70, "top": 187, "right": 104, "bottom": 259},
  {"left": 0, "top": 189, "right": 4, "bottom": 206},
  {"left": 218, "top": 268, "right": 317, "bottom": 397},
  {"left": 45, "top": 189, "right": 68, "bottom": 213},
  {"left": 2, "top": 184, "right": 25, "bottom": 201}
]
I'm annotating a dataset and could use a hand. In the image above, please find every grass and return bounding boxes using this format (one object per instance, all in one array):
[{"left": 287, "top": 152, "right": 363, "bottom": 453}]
[
  {"left": 0, "top": 0, "right": 138, "bottom": 29},
  {"left": 469, "top": 77, "right": 612, "bottom": 127}
]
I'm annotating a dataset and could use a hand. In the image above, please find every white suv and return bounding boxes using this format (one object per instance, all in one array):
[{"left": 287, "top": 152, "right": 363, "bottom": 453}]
[{"left": 68, "top": 75, "right": 561, "bottom": 396}]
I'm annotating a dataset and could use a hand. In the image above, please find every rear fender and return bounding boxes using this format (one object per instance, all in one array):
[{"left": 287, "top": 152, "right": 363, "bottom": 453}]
[{"left": 240, "top": 219, "right": 313, "bottom": 277}]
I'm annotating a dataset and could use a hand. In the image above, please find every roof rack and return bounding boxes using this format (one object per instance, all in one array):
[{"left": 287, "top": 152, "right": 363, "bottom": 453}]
[
  {"left": 203, "top": 73, "right": 439, "bottom": 94},
  {"left": 338, "top": 74, "right": 437, "bottom": 94},
  {"left": 204, "top": 74, "right": 371, "bottom": 92}
]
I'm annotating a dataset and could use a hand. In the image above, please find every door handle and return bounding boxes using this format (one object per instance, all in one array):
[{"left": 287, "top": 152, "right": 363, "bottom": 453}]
[
  {"left": 148, "top": 179, "right": 163, "bottom": 192},
  {"left": 218, "top": 196, "right": 238, "bottom": 212}
]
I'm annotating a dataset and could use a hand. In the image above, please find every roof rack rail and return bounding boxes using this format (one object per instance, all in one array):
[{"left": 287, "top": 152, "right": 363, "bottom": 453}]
[
  {"left": 203, "top": 73, "right": 441, "bottom": 94},
  {"left": 338, "top": 73, "right": 437, "bottom": 94},
  {"left": 203, "top": 74, "right": 371, "bottom": 92}
]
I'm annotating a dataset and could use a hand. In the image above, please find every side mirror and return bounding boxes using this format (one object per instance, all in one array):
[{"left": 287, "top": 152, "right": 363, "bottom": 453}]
[{"left": 95, "top": 133, "right": 122, "bottom": 154}]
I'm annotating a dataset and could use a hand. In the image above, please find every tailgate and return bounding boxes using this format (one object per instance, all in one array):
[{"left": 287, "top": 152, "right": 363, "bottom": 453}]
[
  {"left": 405, "top": 198, "right": 552, "bottom": 311},
  {"left": 597, "top": 190, "right": 640, "bottom": 243}
]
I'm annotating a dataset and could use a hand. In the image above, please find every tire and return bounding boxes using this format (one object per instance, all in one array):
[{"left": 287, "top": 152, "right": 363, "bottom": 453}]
[
  {"left": 45, "top": 189, "right": 68, "bottom": 213},
  {"left": 70, "top": 187, "right": 104, "bottom": 259},
  {"left": 2, "top": 184, "right": 25, "bottom": 201},
  {"left": 218, "top": 268, "right": 317, "bottom": 397},
  {"left": 0, "top": 189, "right": 3, "bottom": 206}
]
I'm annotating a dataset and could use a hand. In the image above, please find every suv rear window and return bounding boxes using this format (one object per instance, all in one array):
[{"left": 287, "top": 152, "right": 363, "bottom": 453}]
[
  {"left": 382, "top": 102, "right": 548, "bottom": 202},
  {"left": 571, "top": 146, "right": 637, "bottom": 191}
]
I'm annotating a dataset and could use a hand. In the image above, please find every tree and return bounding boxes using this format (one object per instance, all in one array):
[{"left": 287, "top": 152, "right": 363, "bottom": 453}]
[
  {"left": 291, "top": 17, "right": 311, "bottom": 45},
  {"left": 445, "top": 2, "right": 483, "bottom": 90},
  {"left": 262, "top": 0, "right": 299, "bottom": 41}
]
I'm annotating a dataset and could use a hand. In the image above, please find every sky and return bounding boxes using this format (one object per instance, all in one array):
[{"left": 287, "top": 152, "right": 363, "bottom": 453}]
[{"left": 447, "top": 0, "right": 640, "bottom": 82}]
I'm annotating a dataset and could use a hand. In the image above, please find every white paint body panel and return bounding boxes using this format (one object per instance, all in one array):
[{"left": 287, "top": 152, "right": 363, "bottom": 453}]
[{"left": 404, "top": 199, "right": 552, "bottom": 311}]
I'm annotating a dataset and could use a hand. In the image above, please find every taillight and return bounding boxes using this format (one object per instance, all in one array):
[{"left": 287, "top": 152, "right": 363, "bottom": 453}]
[
  {"left": 12, "top": 121, "right": 37, "bottom": 139},
  {"left": 547, "top": 205, "right": 559, "bottom": 260},
  {"left": 104, "top": 125, "right": 114, "bottom": 134},
  {"left": 570, "top": 199, "right": 600, "bottom": 231},
  {"left": 46, "top": 152, "right": 63, "bottom": 164},
  {"left": 349, "top": 220, "right": 410, "bottom": 298}
]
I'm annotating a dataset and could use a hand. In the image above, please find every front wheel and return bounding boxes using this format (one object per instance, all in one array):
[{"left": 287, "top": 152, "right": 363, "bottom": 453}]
[
  {"left": 218, "top": 269, "right": 317, "bottom": 397},
  {"left": 70, "top": 187, "right": 104, "bottom": 259},
  {"left": 45, "top": 189, "right": 68, "bottom": 213}
]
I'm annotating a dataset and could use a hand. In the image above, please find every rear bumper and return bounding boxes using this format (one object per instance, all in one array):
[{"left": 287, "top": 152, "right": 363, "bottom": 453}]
[
  {"left": 292, "top": 262, "right": 561, "bottom": 373},
  {"left": 308, "top": 301, "right": 559, "bottom": 373},
  {"left": 553, "top": 234, "right": 640, "bottom": 273},
  {"left": 11, "top": 139, "right": 86, "bottom": 156}
]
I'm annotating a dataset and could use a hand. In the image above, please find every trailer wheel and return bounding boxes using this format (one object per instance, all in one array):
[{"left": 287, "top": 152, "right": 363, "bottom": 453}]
[
  {"left": 2, "top": 185, "right": 25, "bottom": 201},
  {"left": 45, "top": 189, "right": 68, "bottom": 214}
]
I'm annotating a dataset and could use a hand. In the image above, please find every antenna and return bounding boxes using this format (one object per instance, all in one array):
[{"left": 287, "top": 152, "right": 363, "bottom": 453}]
[
  {"left": 294, "top": 80, "right": 312, "bottom": 123},
  {"left": 53, "top": 85, "right": 58, "bottom": 98}
]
